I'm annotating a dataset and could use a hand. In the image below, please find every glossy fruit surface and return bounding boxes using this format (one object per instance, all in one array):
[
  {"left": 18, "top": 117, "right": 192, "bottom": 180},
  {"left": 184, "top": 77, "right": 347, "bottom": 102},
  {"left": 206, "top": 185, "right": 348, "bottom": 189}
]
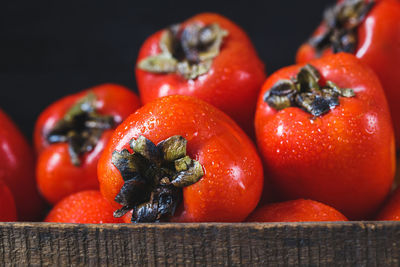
[
  {"left": 35, "top": 84, "right": 141, "bottom": 204},
  {"left": 98, "top": 95, "right": 264, "bottom": 222},
  {"left": 246, "top": 199, "right": 348, "bottom": 222},
  {"left": 255, "top": 53, "right": 395, "bottom": 220},
  {"left": 0, "top": 181, "right": 17, "bottom": 222},
  {"left": 136, "top": 13, "right": 266, "bottom": 134},
  {"left": 45, "top": 190, "right": 124, "bottom": 223},
  {"left": 297, "top": 0, "right": 400, "bottom": 148},
  {"left": 0, "top": 109, "right": 44, "bottom": 221}
]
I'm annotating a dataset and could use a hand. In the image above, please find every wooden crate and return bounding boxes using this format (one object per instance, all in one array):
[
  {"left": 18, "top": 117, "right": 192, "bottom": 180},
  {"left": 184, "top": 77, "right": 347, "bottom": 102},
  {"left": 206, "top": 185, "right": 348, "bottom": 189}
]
[{"left": 1, "top": 221, "right": 399, "bottom": 266}]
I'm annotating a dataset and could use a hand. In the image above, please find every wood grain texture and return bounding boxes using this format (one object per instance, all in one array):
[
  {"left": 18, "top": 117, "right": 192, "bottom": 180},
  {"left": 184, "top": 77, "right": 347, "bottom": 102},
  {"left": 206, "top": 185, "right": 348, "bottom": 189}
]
[{"left": 0, "top": 222, "right": 399, "bottom": 266}]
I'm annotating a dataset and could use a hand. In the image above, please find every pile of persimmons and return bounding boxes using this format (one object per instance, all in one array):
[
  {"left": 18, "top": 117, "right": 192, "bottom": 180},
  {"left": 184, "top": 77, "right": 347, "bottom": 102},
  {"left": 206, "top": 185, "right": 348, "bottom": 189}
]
[{"left": 1, "top": 0, "right": 400, "bottom": 224}]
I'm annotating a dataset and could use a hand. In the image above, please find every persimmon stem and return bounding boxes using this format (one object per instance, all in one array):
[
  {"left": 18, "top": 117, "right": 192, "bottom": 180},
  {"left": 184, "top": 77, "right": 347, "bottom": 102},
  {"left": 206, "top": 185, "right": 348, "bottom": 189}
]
[
  {"left": 137, "top": 22, "right": 228, "bottom": 80},
  {"left": 46, "top": 92, "right": 114, "bottom": 166},
  {"left": 308, "top": 0, "right": 375, "bottom": 55},
  {"left": 264, "top": 64, "right": 355, "bottom": 117},
  {"left": 112, "top": 135, "right": 204, "bottom": 223}
]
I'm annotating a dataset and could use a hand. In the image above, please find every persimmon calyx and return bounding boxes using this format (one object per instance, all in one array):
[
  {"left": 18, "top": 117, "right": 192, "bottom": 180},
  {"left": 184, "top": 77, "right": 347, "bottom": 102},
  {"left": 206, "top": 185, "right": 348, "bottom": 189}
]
[
  {"left": 264, "top": 64, "right": 355, "bottom": 117},
  {"left": 137, "top": 22, "right": 228, "bottom": 80},
  {"left": 308, "top": 0, "right": 375, "bottom": 55},
  {"left": 46, "top": 92, "right": 114, "bottom": 166},
  {"left": 111, "top": 135, "right": 204, "bottom": 223}
]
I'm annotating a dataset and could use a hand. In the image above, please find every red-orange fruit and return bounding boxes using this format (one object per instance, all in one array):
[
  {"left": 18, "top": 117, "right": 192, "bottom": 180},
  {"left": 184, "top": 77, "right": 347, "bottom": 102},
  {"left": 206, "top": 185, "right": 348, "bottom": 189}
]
[
  {"left": 45, "top": 190, "right": 124, "bottom": 224},
  {"left": 0, "top": 181, "right": 17, "bottom": 222},
  {"left": 0, "top": 109, "right": 45, "bottom": 221},
  {"left": 246, "top": 199, "right": 348, "bottom": 222},
  {"left": 377, "top": 188, "right": 400, "bottom": 220}
]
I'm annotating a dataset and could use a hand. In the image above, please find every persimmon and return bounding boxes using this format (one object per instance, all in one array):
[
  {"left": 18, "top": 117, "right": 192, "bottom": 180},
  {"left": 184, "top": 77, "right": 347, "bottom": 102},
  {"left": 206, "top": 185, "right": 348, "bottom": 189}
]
[
  {"left": 98, "top": 95, "right": 264, "bottom": 222},
  {"left": 35, "top": 84, "right": 141, "bottom": 204},
  {"left": 255, "top": 53, "right": 394, "bottom": 219}
]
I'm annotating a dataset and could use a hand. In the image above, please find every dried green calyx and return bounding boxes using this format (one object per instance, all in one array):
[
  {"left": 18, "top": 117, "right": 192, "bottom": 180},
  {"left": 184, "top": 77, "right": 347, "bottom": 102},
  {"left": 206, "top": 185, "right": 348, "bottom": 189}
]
[
  {"left": 308, "top": 0, "right": 375, "bottom": 55},
  {"left": 264, "top": 64, "right": 355, "bottom": 117},
  {"left": 46, "top": 92, "right": 115, "bottom": 166},
  {"left": 112, "top": 135, "right": 204, "bottom": 223},
  {"left": 137, "top": 22, "right": 228, "bottom": 80}
]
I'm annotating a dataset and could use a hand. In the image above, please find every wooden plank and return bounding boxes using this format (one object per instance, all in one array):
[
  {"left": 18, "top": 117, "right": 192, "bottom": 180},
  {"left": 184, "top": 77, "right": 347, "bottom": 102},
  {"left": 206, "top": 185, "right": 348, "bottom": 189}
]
[{"left": 0, "top": 222, "right": 399, "bottom": 266}]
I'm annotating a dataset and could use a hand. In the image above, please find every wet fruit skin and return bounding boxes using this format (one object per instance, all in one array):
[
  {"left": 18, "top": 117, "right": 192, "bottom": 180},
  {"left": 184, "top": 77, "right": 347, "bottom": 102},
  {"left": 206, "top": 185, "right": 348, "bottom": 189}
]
[
  {"left": 45, "top": 190, "right": 124, "bottom": 223},
  {"left": 136, "top": 13, "right": 266, "bottom": 135},
  {"left": 0, "top": 109, "right": 45, "bottom": 221},
  {"left": 34, "top": 84, "right": 141, "bottom": 204},
  {"left": 246, "top": 199, "right": 348, "bottom": 222},
  {"left": 255, "top": 53, "right": 395, "bottom": 220},
  {"left": 0, "top": 180, "right": 17, "bottom": 222},
  {"left": 98, "top": 95, "right": 264, "bottom": 222},
  {"left": 376, "top": 187, "right": 400, "bottom": 220},
  {"left": 297, "top": 0, "right": 400, "bottom": 148}
]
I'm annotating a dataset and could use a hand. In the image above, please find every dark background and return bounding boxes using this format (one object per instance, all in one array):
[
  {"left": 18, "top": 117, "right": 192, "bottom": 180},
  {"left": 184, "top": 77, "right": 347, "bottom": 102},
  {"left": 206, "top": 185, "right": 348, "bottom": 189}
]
[{"left": 1, "top": 0, "right": 333, "bottom": 138}]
